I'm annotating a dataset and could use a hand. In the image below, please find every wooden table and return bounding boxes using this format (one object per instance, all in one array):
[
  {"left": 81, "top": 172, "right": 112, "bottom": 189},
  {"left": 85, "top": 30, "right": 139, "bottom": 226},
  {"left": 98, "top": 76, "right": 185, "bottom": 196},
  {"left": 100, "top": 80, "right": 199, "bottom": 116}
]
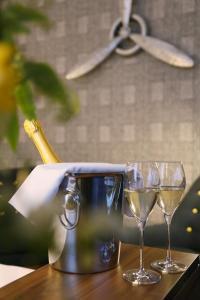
[{"left": 0, "top": 244, "right": 199, "bottom": 300}]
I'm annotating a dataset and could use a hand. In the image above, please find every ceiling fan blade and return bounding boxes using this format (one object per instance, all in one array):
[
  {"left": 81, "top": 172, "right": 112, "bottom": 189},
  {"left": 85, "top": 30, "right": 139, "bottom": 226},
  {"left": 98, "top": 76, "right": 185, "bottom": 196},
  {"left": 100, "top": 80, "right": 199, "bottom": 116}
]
[
  {"left": 66, "top": 36, "right": 124, "bottom": 80},
  {"left": 130, "top": 34, "right": 194, "bottom": 68},
  {"left": 120, "top": 0, "right": 133, "bottom": 29}
]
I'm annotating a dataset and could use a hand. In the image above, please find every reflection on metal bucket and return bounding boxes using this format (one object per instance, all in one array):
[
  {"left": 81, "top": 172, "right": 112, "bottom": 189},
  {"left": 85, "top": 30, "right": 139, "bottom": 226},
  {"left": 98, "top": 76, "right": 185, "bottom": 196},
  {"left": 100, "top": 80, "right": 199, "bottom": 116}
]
[{"left": 49, "top": 172, "right": 123, "bottom": 274}]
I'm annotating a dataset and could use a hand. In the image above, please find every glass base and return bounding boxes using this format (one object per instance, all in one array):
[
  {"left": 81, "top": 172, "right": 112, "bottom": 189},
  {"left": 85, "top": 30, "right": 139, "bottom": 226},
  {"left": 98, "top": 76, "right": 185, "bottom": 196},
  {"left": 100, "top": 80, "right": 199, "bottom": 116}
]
[
  {"left": 122, "top": 269, "right": 161, "bottom": 285},
  {"left": 151, "top": 259, "right": 187, "bottom": 274}
]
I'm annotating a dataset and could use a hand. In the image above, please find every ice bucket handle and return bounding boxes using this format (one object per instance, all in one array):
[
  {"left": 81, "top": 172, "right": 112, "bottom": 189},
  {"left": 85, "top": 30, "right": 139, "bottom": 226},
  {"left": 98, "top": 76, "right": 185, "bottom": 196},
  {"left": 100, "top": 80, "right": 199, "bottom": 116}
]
[{"left": 59, "top": 191, "right": 80, "bottom": 230}]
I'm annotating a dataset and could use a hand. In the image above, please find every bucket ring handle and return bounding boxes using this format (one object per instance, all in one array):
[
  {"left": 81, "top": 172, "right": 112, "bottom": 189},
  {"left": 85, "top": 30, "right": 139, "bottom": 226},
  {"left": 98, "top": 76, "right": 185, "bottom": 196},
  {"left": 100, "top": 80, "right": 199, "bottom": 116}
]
[{"left": 59, "top": 193, "right": 80, "bottom": 230}]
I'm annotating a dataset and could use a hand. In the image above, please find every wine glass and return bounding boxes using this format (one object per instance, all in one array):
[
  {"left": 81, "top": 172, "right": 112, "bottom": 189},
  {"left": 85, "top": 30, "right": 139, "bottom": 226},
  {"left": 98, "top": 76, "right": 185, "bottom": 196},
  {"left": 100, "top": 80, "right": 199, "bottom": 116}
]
[
  {"left": 151, "top": 161, "right": 186, "bottom": 274},
  {"left": 123, "top": 161, "right": 161, "bottom": 285}
]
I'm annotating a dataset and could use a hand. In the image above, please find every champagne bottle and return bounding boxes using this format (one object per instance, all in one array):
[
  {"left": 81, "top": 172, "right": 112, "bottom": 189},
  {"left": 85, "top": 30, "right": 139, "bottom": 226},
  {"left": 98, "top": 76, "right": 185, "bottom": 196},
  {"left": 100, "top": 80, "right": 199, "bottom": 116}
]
[{"left": 24, "top": 119, "right": 61, "bottom": 164}]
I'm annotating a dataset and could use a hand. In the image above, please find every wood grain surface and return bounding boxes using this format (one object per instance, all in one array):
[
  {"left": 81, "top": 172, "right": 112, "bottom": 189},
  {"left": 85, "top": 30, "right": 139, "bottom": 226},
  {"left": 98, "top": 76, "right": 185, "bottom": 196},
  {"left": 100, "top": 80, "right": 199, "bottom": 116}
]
[{"left": 0, "top": 244, "right": 198, "bottom": 300}]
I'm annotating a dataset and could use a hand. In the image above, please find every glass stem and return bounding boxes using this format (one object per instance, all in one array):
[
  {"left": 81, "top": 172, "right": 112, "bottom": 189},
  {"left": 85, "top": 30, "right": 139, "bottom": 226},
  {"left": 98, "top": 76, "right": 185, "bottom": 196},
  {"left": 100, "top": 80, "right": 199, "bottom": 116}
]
[
  {"left": 138, "top": 221, "right": 145, "bottom": 273},
  {"left": 164, "top": 214, "right": 172, "bottom": 265}
]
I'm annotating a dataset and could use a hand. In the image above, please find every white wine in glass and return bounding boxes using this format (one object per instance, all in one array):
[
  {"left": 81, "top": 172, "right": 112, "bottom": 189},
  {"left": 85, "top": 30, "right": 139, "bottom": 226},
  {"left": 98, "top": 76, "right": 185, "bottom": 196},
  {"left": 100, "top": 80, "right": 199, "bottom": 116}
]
[
  {"left": 123, "top": 161, "right": 161, "bottom": 285},
  {"left": 125, "top": 189, "right": 158, "bottom": 224},
  {"left": 151, "top": 161, "right": 186, "bottom": 274},
  {"left": 157, "top": 187, "right": 184, "bottom": 216}
]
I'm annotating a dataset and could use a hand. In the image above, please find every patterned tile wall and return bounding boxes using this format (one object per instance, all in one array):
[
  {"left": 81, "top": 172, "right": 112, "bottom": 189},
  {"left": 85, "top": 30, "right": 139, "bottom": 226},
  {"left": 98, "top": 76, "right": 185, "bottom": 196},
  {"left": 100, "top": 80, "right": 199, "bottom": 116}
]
[{"left": 1, "top": 0, "right": 200, "bottom": 224}]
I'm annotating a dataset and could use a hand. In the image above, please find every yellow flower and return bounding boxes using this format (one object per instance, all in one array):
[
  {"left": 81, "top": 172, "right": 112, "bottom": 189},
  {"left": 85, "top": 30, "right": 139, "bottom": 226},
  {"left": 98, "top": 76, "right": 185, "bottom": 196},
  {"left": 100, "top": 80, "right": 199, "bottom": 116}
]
[
  {"left": 0, "top": 43, "right": 20, "bottom": 113},
  {"left": 0, "top": 42, "right": 15, "bottom": 66},
  {"left": 0, "top": 65, "right": 19, "bottom": 112}
]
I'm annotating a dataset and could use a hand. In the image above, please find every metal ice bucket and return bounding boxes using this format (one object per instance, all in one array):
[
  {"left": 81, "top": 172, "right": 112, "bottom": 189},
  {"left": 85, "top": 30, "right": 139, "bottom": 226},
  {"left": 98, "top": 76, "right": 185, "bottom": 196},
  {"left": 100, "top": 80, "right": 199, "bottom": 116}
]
[{"left": 49, "top": 171, "right": 123, "bottom": 274}]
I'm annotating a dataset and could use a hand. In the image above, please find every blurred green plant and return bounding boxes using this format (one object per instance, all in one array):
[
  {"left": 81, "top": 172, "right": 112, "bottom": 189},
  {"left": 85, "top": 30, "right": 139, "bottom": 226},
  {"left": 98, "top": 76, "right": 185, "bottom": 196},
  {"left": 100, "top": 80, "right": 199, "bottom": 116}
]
[{"left": 0, "top": 2, "right": 79, "bottom": 150}]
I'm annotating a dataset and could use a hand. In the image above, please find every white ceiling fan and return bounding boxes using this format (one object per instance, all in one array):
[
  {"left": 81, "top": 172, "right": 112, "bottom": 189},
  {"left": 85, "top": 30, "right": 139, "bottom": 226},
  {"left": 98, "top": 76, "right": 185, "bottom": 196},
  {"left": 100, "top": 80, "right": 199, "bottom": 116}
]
[{"left": 66, "top": 0, "right": 194, "bottom": 80}]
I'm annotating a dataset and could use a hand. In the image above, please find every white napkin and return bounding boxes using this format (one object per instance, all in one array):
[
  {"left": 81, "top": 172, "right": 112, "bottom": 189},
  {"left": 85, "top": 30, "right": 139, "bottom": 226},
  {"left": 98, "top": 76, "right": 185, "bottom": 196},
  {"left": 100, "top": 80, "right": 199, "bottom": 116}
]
[
  {"left": 0, "top": 264, "right": 34, "bottom": 288},
  {"left": 9, "top": 162, "right": 125, "bottom": 218}
]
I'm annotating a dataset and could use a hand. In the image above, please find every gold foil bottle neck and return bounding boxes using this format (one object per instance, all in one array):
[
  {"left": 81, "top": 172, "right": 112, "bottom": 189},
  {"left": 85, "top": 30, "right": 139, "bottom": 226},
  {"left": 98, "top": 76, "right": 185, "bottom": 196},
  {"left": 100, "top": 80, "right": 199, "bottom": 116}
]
[
  {"left": 24, "top": 119, "right": 61, "bottom": 164},
  {"left": 24, "top": 119, "right": 42, "bottom": 137}
]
